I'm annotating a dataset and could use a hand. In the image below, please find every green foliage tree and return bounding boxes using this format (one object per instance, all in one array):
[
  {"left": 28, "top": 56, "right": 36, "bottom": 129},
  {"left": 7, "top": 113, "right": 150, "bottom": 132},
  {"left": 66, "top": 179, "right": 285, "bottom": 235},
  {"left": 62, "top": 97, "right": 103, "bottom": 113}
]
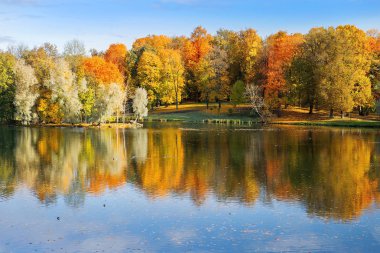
[
  {"left": 0, "top": 53, "right": 16, "bottom": 122},
  {"left": 231, "top": 80, "right": 245, "bottom": 107},
  {"left": 78, "top": 78, "right": 95, "bottom": 122},
  {"left": 286, "top": 28, "right": 328, "bottom": 114}
]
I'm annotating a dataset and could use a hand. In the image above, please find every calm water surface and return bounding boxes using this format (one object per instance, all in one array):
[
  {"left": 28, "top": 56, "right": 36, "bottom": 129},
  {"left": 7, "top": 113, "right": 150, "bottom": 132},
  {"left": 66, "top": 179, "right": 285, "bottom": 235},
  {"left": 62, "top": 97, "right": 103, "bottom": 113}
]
[{"left": 0, "top": 123, "right": 380, "bottom": 252}]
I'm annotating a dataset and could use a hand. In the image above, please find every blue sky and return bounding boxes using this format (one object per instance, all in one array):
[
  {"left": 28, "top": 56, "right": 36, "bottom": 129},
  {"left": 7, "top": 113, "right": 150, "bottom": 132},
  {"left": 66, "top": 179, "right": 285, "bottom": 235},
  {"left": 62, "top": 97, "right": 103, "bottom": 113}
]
[{"left": 0, "top": 0, "right": 379, "bottom": 52}]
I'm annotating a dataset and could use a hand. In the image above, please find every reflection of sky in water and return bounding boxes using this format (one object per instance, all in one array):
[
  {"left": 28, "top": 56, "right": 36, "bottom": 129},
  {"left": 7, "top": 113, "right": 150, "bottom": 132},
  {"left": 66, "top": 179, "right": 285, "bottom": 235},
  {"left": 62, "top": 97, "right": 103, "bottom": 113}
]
[
  {"left": 1, "top": 186, "right": 380, "bottom": 252},
  {"left": 0, "top": 124, "right": 380, "bottom": 252}
]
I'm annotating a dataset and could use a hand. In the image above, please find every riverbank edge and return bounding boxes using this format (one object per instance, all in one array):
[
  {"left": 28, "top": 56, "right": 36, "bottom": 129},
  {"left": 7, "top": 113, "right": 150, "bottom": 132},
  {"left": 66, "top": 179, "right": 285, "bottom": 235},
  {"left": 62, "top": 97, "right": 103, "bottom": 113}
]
[
  {"left": 2, "top": 117, "right": 380, "bottom": 128},
  {"left": 0, "top": 122, "right": 142, "bottom": 129},
  {"left": 146, "top": 114, "right": 380, "bottom": 128},
  {"left": 269, "top": 120, "right": 380, "bottom": 128}
]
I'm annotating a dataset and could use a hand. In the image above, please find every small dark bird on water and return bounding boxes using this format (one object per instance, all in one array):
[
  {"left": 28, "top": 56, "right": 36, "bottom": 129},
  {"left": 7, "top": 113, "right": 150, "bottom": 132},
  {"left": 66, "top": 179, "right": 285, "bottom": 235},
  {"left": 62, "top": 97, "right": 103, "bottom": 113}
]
[
  {"left": 57, "top": 217, "right": 60, "bottom": 220},
  {"left": 103, "top": 204, "right": 106, "bottom": 207}
]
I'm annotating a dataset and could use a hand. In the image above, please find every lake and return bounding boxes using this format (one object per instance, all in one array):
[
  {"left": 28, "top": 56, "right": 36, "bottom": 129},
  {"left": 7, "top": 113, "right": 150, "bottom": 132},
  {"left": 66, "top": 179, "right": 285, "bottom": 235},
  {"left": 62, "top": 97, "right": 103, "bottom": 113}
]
[{"left": 0, "top": 123, "right": 380, "bottom": 252}]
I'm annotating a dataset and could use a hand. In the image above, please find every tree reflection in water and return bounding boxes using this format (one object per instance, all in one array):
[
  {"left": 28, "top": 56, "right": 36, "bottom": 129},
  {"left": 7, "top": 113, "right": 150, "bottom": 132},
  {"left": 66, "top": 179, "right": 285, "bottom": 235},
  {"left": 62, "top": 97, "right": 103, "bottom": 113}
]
[{"left": 0, "top": 125, "right": 379, "bottom": 220}]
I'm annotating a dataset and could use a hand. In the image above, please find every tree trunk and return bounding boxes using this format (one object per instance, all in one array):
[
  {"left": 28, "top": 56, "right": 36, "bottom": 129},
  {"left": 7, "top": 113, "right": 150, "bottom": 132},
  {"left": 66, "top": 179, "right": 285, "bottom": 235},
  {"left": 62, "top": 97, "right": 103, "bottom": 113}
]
[
  {"left": 175, "top": 92, "right": 179, "bottom": 110},
  {"left": 276, "top": 106, "right": 282, "bottom": 117},
  {"left": 309, "top": 103, "right": 314, "bottom": 114},
  {"left": 206, "top": 100, "right": 209, "bottom": 110},
  {"left": 299, "top": 92, "right": 301, "bottom": 108},
  {"left": 218, "top": 100, "right": 221, "bottom": 109},
  {"left": 329, "top": 108, "right": 334, "bottom": 118},
  {"left": 340, "top": 110, "right": 344, "bottom": 119},
  {"left": 123, "top": 101, "right": 126, "bottom": 123}
]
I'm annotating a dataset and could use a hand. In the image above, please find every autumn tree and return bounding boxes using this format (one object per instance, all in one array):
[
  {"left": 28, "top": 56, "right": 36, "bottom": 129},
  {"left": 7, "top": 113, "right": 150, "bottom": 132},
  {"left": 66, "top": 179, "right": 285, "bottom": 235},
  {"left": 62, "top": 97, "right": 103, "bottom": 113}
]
[
  {"left": 77, "top": 78, "right": 95, "bottom": 122},
  {"left": 367, "top": 29, "right": 380, "bottom": 114},
  {"left": 239, "top": 29, "right": 262, "bottom": 84},
  {"left": 22, "top": 46, "right": 55, "bottom": 85},
  {"left": 286, "top": 28, "right": 322, "bottom": 114},
  {"left": 104, "top": 44, "right": 128, "bottom": 80},
  {"left": 0, "top": 52, "right": 15, "bottom": 122},
  {"left": 133, "top": 35, "right": 172, "bottom": 51},
  {"left": 214, "top": 29, "right": 242, "bottom": 84},
  {"left": 183, "top": 26, "right": 213, "bottom": 100},
  {"left": 184, "top": 26, "right": 212, "bottom": 69},
  {"left": 63, "top": 39, "right": 86, "bottom": 72},
  {"left": 160, "top": 49, "right": 185, "bottom": 109},
  {"left": 22, "top": 46, "right": 61, "bottom": 123},
  {"left": 13, "top": 59, "right": 38, "bottom": 124},
  {"left": 263, "top": 32, "right": 303, "bottom": 111},
  {"left": 288, "top": 26, "right": 373, "bottom": 117},
  {"left": 80, "top": 54, "right": 126, "bottom": 122},
  {"left": 46, "top": 59, "right": 82, "bottom": 122},
  {"left": 6, "top": 44, "right": 29, "bottom": 59},
  {"left": 133, "top": 87, "right": 148, "bottom": 121},
  {"left": 82, "top": 56, "right": 123, "bottom": 85},
  {"left": 194, "top": 57, "right": 212, "bottom": 108},
  {"left": 136, "top": 50, "right": 163, "bottom": 106},
  {"left": 42, "top": 43, "right": 59, "bottom": 58},
  {"left": 319, "top": 26, "right": 372, "bottom": 117},
  {"left": 93, "top": 83, "right": 125, "bottom": 123},
  {"left": 207, "top": 45, "right": 230, "bottom": 108}
]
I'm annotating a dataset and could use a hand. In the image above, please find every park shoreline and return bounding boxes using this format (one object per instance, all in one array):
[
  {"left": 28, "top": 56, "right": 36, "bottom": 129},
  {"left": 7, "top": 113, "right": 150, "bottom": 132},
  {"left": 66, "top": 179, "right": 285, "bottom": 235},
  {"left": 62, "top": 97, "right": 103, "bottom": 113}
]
[
  {"left": 4, "top": 118, "right": 379, "bottom": 129},
  {"left": 3, "top": 105, "right": 380, "bottom": 129}
]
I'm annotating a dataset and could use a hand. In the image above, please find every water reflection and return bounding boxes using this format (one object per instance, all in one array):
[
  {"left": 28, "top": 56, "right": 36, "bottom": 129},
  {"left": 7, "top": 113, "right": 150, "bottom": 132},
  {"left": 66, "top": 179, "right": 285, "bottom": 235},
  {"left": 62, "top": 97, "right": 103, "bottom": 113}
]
[{"left": 0, "top": 125, "right": 379, "bottom": 220}]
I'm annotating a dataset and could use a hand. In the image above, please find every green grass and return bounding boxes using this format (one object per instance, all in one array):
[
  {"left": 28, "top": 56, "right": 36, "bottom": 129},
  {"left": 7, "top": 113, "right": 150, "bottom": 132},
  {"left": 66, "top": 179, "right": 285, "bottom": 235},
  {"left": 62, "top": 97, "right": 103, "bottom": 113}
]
[
  {"left": 120, "top": 103, "right": 380, "bottom": 128},
  {"left": 146, "top": 110, "right": 259, "bottom": 125}
]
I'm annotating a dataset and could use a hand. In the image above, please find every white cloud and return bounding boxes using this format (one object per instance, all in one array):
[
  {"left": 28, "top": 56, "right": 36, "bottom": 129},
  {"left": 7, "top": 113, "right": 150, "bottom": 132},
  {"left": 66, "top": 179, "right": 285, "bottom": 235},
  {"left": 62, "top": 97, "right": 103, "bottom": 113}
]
[{"left": 0, "top": 35, "right": 15, "bottom": 44}]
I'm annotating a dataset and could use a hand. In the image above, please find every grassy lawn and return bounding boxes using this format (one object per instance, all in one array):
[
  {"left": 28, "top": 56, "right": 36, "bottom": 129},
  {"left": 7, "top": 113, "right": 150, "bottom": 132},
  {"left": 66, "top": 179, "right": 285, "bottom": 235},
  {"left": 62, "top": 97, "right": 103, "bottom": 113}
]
[
  {"left": 23, "top": 104, "right": 380, "bottom": 128},
  {"left": 141, "top": 103, "right": 380, "bottom": 128},
  {"left": 269, "top": 106, "right": 380, "bottom": 128},
  {"left": 146, "top": 103, "right": 257, "bottom": 124}
]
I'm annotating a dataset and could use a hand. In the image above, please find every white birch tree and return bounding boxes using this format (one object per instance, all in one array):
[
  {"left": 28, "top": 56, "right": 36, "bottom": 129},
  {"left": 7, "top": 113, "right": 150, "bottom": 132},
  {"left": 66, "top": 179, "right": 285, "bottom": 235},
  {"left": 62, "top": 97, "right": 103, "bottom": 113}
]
[
  {"left": 46, "top": 58, "right": 82, "bottom": 122},
  {"left": 13, "top": 59, "right": 38, "bottom": 124},
  {"left": 133, "top": 87, "right": 148, "bottom": 121}
]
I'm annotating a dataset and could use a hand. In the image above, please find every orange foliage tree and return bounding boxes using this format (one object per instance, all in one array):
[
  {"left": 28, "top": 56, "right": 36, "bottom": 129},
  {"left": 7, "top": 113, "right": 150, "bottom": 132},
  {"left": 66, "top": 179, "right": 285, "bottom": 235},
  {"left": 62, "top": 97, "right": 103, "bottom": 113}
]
[
  {"left": 264, "top": 32, "right": 304, "bottom": 109},
  {"left": 182, "top": 26, "right": 213, "bottom": 100},
  {"left": 82, "top": 56, "right": 123, "bottom": 85},
  {"left": 183, "top": 26, "right": 213, "bottom": 70},
  {"left": 132, "top": 35, "right": 172, "bottom": 51},
  {"left": 104, "top": 44, "right": 127, "bottom": 78}
]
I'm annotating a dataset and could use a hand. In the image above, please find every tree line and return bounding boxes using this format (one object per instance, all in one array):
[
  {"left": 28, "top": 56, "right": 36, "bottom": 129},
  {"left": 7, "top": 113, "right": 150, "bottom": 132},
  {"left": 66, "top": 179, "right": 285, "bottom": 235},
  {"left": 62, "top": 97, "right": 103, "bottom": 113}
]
[{"left": 0, "top": 25, "right": 380, "bottom": 124}]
